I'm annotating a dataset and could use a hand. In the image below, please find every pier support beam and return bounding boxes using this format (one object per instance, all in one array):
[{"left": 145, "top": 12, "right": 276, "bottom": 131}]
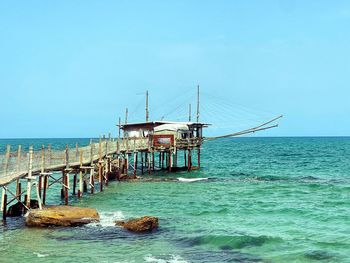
[
  {"left": 197, "top": 148, "right": 200, "bottom": 168},
  {"left": 90, "top": 167, "right": 94, "bottom": 194},
  {"left": 2, "top": 188, "right": 7, "bottom": 221},
  {"left": 133, "top": 152, "right": 138, "bottom": 178},
  {"left": 187, "top": 149, "right": 192, "bottom": 171},
  {"left": 16, "top": 180, "right": 21, "bottom": 202},
  {"left": 73, "top": 174, "right": 77, "bottom": 195},
  {"left": 43, "top": 175, "right": 48, "bottom": 205},
  {"left": 99, "top": 162, "right": 103, "bottom": 192}
]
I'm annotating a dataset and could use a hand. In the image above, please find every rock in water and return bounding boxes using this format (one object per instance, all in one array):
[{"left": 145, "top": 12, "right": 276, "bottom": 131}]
[
  {"left": 116, "top": 216, "right": 158, "bottom": 232},
  {"left": 25, "top": 206, "right": 100, "bottom": 227},
  {"left": 7, "top": 200, "right": 39, "bottom": 217}
]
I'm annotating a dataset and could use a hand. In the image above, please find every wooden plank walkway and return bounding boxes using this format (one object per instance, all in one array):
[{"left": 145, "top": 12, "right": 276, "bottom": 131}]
[{"left": 0, "top": 137, "right": 149, "bottom": 187}]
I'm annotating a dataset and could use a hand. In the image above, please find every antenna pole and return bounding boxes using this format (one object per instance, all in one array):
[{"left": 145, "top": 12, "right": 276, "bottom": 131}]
[
  {"left": 125, "top": 108, "right": 128, "bottom": 124},
  {"left": 146, "top": 90, "right": 149, "bottom": 122},
  {"left": 189, "top": 104, "right": 192, "bottom": 122},
  {"left": 196, "top": 85, "right": 200, "bottom": 123}
]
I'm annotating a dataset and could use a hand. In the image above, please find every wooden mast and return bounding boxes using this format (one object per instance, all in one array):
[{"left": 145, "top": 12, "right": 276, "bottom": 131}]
[
  {"left": 125, "top": 108, "right": 128, "bottom": 125},
  {"left": 146, "top": 90, "right": 149, "bottom": 122},
  {"left": 196, "top": 85, "right": 200, "bottom": 123}
]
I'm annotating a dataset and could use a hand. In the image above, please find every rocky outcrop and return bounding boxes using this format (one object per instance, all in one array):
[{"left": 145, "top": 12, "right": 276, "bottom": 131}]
[
  {"left": 116, "top": 216, "right": 158, "bottom": 233},
  {"left": 7, "top": 200, "right": 39, "bottom": 217},
  {"left": 25, "top": 206, "right": 99, "bottom": 227}
]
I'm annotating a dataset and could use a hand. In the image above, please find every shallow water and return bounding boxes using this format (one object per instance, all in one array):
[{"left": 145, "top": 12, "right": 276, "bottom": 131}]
[{"left": 0, "top": 137, "right": 350, "bottom": 262}]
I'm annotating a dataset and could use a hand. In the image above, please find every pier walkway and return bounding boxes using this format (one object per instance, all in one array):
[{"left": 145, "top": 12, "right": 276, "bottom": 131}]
[{"left": 0, "top": 137, "right": 148, "bottom": 186}]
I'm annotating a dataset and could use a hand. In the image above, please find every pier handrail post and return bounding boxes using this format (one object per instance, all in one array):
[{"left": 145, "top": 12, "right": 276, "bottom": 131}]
[
  {"left": 41, "top": 145, "right": 45, "bottom": 174},
  {"left": 48, "top": 144, "right": 52, "bottom": 167},
  {"left": 16, "top": 145, "right": 22, "bottom": 201},
  {"left": 89, "top": 139, "right": 93, "bottom": 163},
  {"left": 99, "top": 136, "right": 102, "bottom": 160},
  {"left": 75, "top": 143, "right": 79, "bottom": 162},
  {"left": 106, "top": 136, "right": 109, "bottom": 156},
  {"left": 16, "top": 145, "right": 22, "bottom": 174},
  {"left": 64, "top": 145, "right": 69, "bottom": 205},
  {"left": 26, "top": 146, "right": 33, "bottom": 208},
  {"left": 78, "top": 150, "right": 83, "bottom": 198},
  {"left": 65, "top": 144, "right": 69, "bottom": 169},
  {"left": 4, "top": 145, "right": 11, "bottom": 177}
]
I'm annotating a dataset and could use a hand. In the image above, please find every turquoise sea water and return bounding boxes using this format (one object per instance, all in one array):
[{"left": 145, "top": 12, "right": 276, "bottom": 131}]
[{"left": 0, "top": 137, "right": 350, "bottom": 263}]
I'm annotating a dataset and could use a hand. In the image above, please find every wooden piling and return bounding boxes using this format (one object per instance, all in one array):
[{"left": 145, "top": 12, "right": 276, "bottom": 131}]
[
  {"left": 43, "top": 176, "right": 48, "bottom": 205},
  {"left": 133, "top": 152, "right": 138, "bottom": 178},
  {"left": 90, "top": 168, "right": 94, "bottom": 194},
  {"left": 197, "top": 148, "right": 201, "bottom": 168},
  {"left": 73, "top": 174, "right": 77, "bottom": 195},
  {"left": 99, "top": 162, "right": 103, "bottom": 192},
  {"left": 16, "top": 181, "right": 21, "bottom": 202},
  {"left": 78, "top": 150, "right": 83, "bottom": 198},
  {"left": 2, "top": 192, "right": 7, "bottom": 221},
  {"left": 26, "top": 146, "right": 33, "bottom": 208},
  {"left": 38, "top": 175, "right": 42, "bottom": 198},
  {"left": 187, "top": 149, "right": 192, "bottom": 171},
  {"left": 64, "top": 173, "right": 68, "bottom": 205}
]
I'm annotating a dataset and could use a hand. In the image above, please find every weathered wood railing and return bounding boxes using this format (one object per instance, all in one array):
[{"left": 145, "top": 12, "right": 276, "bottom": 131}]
[{"left": 0, "top": 137, "right": 149, "bottom": 186}]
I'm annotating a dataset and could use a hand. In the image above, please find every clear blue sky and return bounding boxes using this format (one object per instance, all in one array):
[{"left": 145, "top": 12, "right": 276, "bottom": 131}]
[{"left": 1, "top": 0, "right": 349, "bottom": 138}]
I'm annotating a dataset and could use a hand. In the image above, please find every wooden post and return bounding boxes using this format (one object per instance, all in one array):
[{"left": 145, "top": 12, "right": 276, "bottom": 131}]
[
  {"left": 174, "top": 149, "right": 177, "bottom": 168},
  {"left": 1, "top": 188, "right": 5, "bottom": 212},
  {"left": 26, "top": 146, "right": 34, "bottom": 208},
  {"left": 98, "top": 137, "right": 103, "bottom": 192},
  {"left": 99, "top": 162, "right": 103, "bottom": 192},
  {"left": 16, "top": 181, "right": 21, "bottom": 202},
  {"left": 197, "top": 148, "right": 201, "bottom": 168},
  {"left": 43, "top": 175, "right": 48, "bottom": 205},
  {"left": 73, "top": 174, "right": 77, "bottom": 195},
  {"left": 166, "top": 152, "right": 169, "bottom": 170},
  {"left": 169, "top": 151, "right": 173, "bottom": 172},
  {"left": 196, "top": 85, "right": 200, "bottom": 123},
  {"left": 16, "top": 145, "right": 22, "bottom": 201},
  {"left": 133, "top": 152, "right": 138, "bottom": 178},
  {"left": 125, "top": 154, "right": 129, "bottom": 175},
  {"left": 90, "top": 167, "right": 94, "bottom": 194},
  {"left": 63, "top": 145, "right": 69, "bottom": 201},
  {"left": 17, "top": 145, "right": 22, "bottom": 173},
  {"left": 4, "top": 145, "right": 11, "bottom": 177},
  {"left": 152, "top": 152, "right": 155, "bottom": 171},
  {"left": 2, "top": 189, "right": 7, "bottom": 221},
  {"left": 64, "top": 172, "right": 68, "bottom": 205},
  {"left": 184, "top": 150, "right": 187, "bottom": 167},
  {"left": 48, "top": 144, "right": 52, "bottom": 167},
  {"left": 141, "top": 152, "right": 144, "bottom": 174},
  {"left": 187, "top": 149, "right": 192, "bottom": 171},
  {"left": 38, "top": 175, "right": 42, "bottom": 199},
  {"left": 90, "top": 139, "right": 94, "bottom": 194},
  {"left": 61, "top": 171, "right": 65, "bottom": 199},
  {"left": 147, "top": 152, "right": 151, "bottom": 174},
  {"left": 118, "top": 117, "right": 121, "bottom": 153},
  {"left": 78, "top": 150, "right": 83, "bottom": 198},
  {"left": 75, "top": 143, "right": 79, "bottom": 161},
  {"left": 39, "top": 145, "right": 45, "bottom": 199}
]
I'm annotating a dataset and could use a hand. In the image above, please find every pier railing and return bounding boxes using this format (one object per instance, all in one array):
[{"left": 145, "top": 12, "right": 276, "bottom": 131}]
[{"left": 0, "top": 137, "right": 149, "bottom": 186}]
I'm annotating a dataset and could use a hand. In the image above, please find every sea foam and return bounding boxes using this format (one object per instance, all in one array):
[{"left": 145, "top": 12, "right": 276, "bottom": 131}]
[{"left": 144, "top": 254, "right": 189, "bottom": 263}]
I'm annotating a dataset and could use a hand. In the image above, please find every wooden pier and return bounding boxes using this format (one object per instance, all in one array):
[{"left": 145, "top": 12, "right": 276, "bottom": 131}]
[{"left": 0, "top": 120, "right": 207, "bottom": 220}]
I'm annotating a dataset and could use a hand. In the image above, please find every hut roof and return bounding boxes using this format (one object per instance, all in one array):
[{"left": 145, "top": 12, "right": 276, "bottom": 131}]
[{"left": 120, "top": 121, "right": 209, "bottom": 130}]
